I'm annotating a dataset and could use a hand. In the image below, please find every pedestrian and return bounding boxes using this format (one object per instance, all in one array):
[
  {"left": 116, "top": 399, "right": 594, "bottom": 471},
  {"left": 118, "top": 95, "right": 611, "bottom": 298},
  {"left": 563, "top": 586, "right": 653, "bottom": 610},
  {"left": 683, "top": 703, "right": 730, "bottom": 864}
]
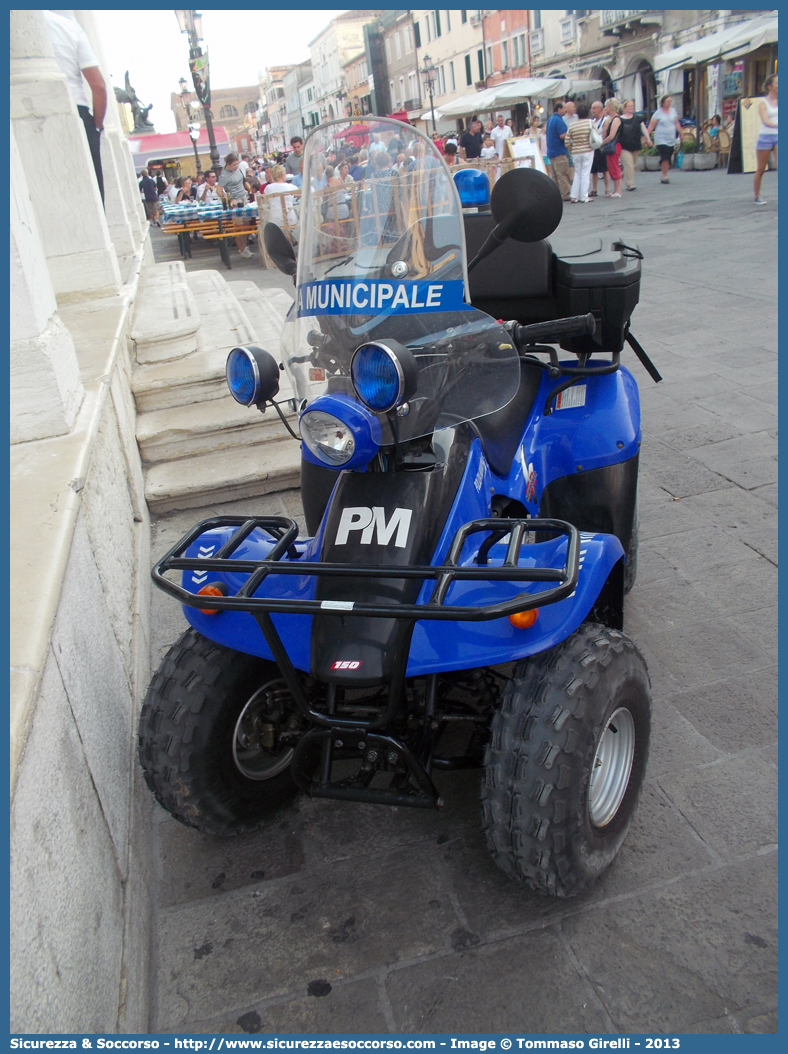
[
  {"left": 459, "top": 119, "right": 483, "bottom": 160},
  {"left": 601, "top": 98, "right": 623, "bottom": 197},
  {"left": 264, "top": 164, "right": 298, "bottom": 235},
  {"left": 546, "top": 102, "right": 571, "bottom": 202},
  {"left": 43, "top": 10, "right": 106, "bottom": 203},
  {"left": 619, "top": 99, "right": 649, "bottom": 191},
  {"left": 285, "top": 137, "right": 304, "bottom": 183},
  {"left": 175, "top": 176, "right": 194, "bottom": 203},
  {"left": 480, "top": 136, "right": 496, "bottom": 159},
  {"left": 138, "top": 167, "right": 160, "bottom": 225},
  {"left": 646, "top": 94, "right": 682, "bottom": 184},
  {"left": 490, "top": 113, "right": 513, "bottom": 158},
  {"left": 219, "top": 153, "right": 254, "bottom": 256},
  {"left": 589, "top": 100, "right": 610, "bottom": 198},
  {"left": 197, "top": 169, "right": 222, "bottom": 203},
  {"left": 563, "top": 100, "right": 578, "bottom": 182},
  {"left": 753, "top": 74, "right": 778, "bottom": 205},
  {"left": 444, "top": 142, "right": 460, "bottom": 167},
  {"left": 565, "top": 102, "right": 595, "bottom": 203}
]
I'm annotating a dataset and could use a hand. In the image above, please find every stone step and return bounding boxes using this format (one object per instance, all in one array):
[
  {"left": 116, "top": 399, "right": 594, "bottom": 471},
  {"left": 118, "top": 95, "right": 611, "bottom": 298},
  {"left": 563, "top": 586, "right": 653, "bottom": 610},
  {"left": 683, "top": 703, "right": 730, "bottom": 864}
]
[
  {"left": 132, "top": 273, "right": 294, "bottom": 414},
  {"left": 131, "top": 261, "right": 199, "bottom": 364},
  {"left": 226, "top": 281, "right": 294, "bottom": 359},
  {"left": 137, "top": 394, "right": 293, "bottom": 465},
  {"left": 144, "top": 436, "right": 302, "bottom": 512}
]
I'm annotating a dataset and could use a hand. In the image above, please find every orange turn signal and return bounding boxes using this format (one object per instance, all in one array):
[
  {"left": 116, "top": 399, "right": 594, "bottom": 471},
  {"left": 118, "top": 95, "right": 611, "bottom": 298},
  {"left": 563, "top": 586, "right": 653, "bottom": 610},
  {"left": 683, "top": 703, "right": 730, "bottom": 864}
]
[
  {"left": 197, "top": 583, "right": 226, "bottom": 615},
  {"left": 508, "top": 609, "right": 539, "bottom": 629}
]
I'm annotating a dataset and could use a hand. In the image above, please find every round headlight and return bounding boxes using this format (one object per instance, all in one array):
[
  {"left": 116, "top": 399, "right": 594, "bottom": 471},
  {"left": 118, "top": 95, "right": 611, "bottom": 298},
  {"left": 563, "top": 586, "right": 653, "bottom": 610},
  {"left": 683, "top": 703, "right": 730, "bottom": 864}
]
[
  {"left": 351, "top": 340, "right": 418, "bottom": 414},
  {"left": 300, "top": 410, "right": 356, "bottom": 466},
  {"left": 226, "top": 345, "right": 280, "bottom": 407}
]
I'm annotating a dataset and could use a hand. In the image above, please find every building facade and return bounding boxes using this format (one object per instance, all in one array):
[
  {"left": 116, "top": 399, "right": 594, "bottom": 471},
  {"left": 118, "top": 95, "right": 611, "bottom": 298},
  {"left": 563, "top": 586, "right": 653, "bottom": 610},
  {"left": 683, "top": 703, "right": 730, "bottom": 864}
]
[
  {"left": 482, "top": 10, "right": 531, "bottom": 86},
  {"left": 412, "top": 10, "right": 485, "bottom": 117},
  {"left": 283, "top": 60, "right": 315, "bottom": 142},
  {"left": 343, "top": 50, "right": 371, "bottom": 116},
  {"left": 309, "top": 10, "right": 382, "bottom": 122},
  {"left": 383, "top": 10, "right": 421, "bottom": 114}
]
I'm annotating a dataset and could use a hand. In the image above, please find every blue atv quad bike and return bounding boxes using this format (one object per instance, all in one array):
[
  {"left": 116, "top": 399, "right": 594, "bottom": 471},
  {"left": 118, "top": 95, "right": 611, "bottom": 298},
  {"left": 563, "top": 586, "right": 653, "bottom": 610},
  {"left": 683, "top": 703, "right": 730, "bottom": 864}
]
[{"left": 140, "top": 118, "right": 661, "bottom": 897}]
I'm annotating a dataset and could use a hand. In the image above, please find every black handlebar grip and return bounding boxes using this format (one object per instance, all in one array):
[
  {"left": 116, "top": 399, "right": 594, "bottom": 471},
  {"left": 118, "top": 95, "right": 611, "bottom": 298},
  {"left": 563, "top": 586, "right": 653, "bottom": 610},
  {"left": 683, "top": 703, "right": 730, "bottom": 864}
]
[{"left": 514, "top": 313, "right": 596, "bottom": 346}]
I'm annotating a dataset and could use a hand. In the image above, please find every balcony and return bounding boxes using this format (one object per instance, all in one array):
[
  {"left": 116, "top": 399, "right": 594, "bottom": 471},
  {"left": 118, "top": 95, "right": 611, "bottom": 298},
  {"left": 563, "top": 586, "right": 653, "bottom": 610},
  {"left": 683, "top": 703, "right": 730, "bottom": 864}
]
[
  {"left": 529, "top": 28, "right": 544, "bottom": 56},
  {"left": 599, "top": 10, "right": 657, "bottom": 35},
  {"left": 559, "top": 17, "right": 575, "bottom": 45}
]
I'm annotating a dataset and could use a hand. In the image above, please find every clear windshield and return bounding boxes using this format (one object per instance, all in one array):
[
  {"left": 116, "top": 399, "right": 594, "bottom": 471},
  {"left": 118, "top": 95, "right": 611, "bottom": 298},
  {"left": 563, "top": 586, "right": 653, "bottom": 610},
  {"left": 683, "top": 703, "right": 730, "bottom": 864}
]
[{"left": 281, "top": 118, "right": 519, "bottom": 443}]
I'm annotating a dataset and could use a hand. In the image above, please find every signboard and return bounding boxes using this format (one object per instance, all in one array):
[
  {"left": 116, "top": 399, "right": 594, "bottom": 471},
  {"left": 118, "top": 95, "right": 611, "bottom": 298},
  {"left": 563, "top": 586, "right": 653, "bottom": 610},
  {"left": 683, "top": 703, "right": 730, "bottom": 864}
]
[
  {"left": 727, "top": 97, "right": 765, "bottom": 175},
  {"left": 504, "top": 135, "right": 548, "bottom": 174}
]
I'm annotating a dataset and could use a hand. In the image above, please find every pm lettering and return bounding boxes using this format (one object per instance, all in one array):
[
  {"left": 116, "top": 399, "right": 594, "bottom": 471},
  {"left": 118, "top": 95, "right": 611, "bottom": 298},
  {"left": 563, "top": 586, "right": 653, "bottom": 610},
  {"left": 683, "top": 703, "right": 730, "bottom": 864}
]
[{"left": 335, "top": 506, "right": 413, "bottom": 548}]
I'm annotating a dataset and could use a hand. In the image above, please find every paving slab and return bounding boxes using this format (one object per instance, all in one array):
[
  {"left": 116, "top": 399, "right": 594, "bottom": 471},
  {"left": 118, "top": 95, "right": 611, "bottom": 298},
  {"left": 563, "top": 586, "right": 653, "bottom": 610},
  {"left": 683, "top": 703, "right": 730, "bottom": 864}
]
[
  {"left": 561, "top": 853, "right": 777, "bottom": 1034},
  {"left": 155, "top": 845, "right": 460, "bottom": 1030},
  {"left": 656, "top": 754, "right": 778, "bottom": 861},
  {"left": 385, "top": 928, "right": 609, "bottom": 1034}
]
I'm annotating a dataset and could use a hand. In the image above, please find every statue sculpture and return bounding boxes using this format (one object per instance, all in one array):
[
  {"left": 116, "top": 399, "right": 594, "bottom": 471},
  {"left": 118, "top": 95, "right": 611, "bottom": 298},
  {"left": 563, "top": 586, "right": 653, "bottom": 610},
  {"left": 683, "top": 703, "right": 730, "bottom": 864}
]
[{"left": 114, "top": 71, "right": 156, "bottom": 135}]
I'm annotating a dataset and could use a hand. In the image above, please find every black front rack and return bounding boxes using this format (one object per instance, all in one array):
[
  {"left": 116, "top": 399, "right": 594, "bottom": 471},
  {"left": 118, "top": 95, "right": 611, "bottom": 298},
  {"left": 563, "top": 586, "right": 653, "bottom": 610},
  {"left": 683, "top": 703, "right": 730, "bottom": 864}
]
[
  {"left": 153, "top": 515, "right": 580, "bottom": 809},
  {"left": 152, "top": 515, "right": 580, "bottom": 622}
]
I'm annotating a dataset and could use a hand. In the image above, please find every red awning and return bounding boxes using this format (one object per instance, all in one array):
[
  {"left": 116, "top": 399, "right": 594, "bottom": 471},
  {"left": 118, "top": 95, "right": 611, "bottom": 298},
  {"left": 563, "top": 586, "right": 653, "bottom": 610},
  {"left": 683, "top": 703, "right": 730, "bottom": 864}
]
[
  {"left": 126, "top": 126, "right": 231, "bottom": 168},
  {"left": 386, "top": 111, "right": 411, "bottom": 124}
]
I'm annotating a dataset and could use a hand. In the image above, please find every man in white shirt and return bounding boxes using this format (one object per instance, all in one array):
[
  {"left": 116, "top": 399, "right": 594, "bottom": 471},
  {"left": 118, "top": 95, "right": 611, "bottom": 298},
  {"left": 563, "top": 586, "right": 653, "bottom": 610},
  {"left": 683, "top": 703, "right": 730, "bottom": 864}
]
[
  {"left": 43, "top": 10, "right": 107, "bottom": 203},
  {"left": 490, "top": 114, "right": 513, "bottom": 159},
  {"left": 563, "top": 100, "right": 578, "bottom": 126},
  {"left": 196, "top": 169, "right": 223, "bottom": 203}
]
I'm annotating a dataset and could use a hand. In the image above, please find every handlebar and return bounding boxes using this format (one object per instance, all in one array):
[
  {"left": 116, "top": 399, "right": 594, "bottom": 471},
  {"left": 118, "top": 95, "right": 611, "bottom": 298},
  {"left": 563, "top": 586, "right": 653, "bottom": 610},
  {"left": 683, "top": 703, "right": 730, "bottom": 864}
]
[{"left": 512, "top": 313, "right": 596, "bottom": 348}]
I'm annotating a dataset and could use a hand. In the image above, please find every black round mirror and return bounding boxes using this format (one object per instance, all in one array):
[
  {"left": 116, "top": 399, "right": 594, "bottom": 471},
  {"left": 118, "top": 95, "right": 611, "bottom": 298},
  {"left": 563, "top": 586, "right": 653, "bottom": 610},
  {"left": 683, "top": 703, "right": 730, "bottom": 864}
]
[
  {"left": 263, "top": 222, "right": 297, "bottom": 276},
  {"left": 490, "top": 167, "right": 563, "bottom": 243}
]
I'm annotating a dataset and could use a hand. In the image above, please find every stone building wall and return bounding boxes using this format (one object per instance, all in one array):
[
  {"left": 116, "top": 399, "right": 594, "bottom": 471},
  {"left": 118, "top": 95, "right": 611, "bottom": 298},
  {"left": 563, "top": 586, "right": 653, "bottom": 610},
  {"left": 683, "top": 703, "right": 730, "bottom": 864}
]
[{"left": 10, "top": 9, "right": 154, "bottom": 1033}]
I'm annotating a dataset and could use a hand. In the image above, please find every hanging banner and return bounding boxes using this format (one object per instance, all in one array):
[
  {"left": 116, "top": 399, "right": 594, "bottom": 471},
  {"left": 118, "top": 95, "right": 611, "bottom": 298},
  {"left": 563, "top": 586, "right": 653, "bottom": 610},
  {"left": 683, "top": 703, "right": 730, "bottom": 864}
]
[{"left": 189, "top": 50, "right": 211, "bottom": 108}]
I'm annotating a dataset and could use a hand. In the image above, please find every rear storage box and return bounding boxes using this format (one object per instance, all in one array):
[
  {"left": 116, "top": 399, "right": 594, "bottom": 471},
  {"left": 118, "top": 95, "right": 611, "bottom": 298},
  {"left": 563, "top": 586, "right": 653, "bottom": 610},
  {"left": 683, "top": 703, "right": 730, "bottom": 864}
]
[{"left": 551, "top": 236, "right": 642, "bottom": 353}]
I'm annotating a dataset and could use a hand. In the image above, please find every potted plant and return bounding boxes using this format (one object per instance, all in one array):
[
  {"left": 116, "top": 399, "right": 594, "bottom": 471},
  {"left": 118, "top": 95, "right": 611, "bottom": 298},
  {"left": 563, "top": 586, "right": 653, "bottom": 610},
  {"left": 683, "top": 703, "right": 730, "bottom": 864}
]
[
  {"left": 694, "top": 141, "right": 717, "bottom": 169},
  {"left": 643, "top": 146, "right": 661, "bottom": 171}
]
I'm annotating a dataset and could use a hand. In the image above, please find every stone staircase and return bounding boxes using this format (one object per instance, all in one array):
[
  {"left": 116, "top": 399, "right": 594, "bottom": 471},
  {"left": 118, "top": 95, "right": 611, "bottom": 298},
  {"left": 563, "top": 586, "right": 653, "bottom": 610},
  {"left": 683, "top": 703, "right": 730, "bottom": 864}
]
[{"left": 131, "top": 263, "right": 300, "bottom": 513}]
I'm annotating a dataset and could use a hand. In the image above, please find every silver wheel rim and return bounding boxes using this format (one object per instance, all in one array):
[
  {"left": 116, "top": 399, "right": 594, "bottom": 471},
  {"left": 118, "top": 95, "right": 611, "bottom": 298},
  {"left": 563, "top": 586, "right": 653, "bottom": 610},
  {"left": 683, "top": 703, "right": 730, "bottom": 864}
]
[
  {"left": 232, "top": 680, "right": 296, "bottom": 781},
  {"left": 588, "top": 706, "right": 635, "bottom": 827}
]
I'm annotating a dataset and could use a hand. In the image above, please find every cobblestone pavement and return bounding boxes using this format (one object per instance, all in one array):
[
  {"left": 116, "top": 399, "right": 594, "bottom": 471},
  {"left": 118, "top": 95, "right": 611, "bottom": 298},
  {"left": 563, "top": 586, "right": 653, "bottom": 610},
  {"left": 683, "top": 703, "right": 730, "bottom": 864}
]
[{"left": 145, "top": 166, "right": 777, "bottom": 1035}]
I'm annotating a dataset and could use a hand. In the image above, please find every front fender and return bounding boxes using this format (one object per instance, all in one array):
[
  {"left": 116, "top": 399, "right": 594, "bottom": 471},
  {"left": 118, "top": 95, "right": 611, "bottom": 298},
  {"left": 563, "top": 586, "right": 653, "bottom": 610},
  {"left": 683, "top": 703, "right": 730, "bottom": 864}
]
[{"left": 406, "top": 531, "right": 624, "bottom": 675}]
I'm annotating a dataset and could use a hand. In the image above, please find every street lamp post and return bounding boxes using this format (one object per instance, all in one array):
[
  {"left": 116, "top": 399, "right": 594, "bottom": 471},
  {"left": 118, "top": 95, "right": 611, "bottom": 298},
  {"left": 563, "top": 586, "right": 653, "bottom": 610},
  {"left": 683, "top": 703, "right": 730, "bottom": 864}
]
[
  {"left": 421, "top": 54, "right": 437, "bottom": 136},
  {"left": 174, "top": 10, "right": 222, "bottom": 175},
  {"left": 178, "top": 75, "right": 202, "bottom": 174}
]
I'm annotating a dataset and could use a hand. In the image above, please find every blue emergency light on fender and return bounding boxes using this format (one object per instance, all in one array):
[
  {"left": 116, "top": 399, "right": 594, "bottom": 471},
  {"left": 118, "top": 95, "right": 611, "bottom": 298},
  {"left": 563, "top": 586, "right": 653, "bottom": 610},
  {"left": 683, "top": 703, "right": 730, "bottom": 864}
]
[
  {"left": 226, "top": 345, "right": 280, "bottom": 408},
  {"left": 351, "top": 340, "right": 418, "bottom": 413}
]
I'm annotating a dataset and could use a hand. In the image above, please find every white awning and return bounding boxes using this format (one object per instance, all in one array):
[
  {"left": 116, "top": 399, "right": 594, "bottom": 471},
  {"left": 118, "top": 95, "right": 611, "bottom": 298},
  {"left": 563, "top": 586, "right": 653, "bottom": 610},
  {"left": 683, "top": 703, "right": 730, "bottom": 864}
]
[
  {"left": 437, "top": 78, "right": 603, "bottom": 117},
  {"left": 654, "top": 13, "right": 778, "bottom": 72}
]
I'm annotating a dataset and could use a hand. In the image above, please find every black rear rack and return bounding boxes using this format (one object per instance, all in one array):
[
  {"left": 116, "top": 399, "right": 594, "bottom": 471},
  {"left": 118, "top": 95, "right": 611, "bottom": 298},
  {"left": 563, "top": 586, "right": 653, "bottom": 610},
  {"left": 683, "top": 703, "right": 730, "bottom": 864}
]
[{"left": 153, "top": 515, "right": 580, "bottom": 622}]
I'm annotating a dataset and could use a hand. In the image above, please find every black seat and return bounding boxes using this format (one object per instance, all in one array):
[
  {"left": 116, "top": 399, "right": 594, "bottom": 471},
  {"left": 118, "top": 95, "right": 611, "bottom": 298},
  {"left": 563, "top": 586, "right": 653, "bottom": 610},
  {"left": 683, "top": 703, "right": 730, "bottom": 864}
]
[{"left": 471, "top": 361, "right": 543, "bottom": 478}]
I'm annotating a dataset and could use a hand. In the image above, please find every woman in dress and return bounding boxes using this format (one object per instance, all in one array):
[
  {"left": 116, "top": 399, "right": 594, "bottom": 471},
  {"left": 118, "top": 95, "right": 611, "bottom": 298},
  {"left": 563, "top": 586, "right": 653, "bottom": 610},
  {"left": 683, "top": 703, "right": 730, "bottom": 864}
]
[
  {"left": 646, "top": 94, "right": 682, "bottom": 184},
  {"left": 753, "top": 74, "right": 778, "bottom": 205},
  {"left": 565, "top": 102, "right": 595, "bottom": 203},
  {"left": 602, "top": 98, "right": 623, "bottom": 197}
]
